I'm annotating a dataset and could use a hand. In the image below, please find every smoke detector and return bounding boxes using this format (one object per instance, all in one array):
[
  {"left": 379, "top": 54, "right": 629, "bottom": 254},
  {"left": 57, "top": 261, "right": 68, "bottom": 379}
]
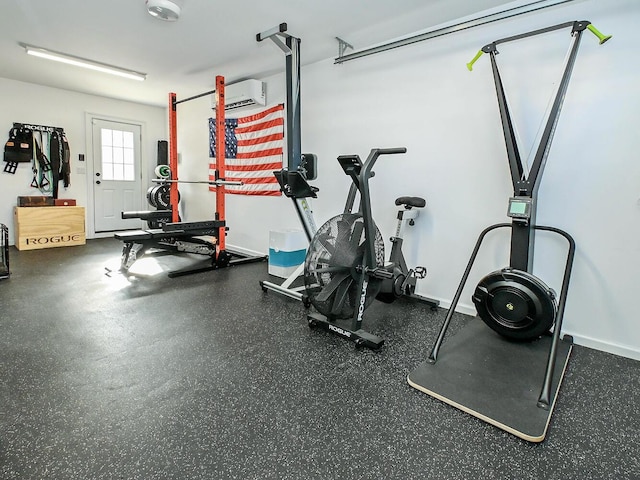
[{"left": 146, "top": 0, "right": 181, "bottom": 21}]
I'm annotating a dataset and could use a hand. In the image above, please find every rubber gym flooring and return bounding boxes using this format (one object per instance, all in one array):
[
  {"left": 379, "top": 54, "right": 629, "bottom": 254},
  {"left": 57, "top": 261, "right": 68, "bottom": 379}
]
[{"left": 0, "top": 238, "right": 638, "bottom": 480}]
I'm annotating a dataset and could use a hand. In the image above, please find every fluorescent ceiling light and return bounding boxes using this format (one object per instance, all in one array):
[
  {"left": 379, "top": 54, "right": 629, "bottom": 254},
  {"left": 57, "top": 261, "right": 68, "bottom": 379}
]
[{"left": 22, "top": 44, "right": 146, "bottom": 81}]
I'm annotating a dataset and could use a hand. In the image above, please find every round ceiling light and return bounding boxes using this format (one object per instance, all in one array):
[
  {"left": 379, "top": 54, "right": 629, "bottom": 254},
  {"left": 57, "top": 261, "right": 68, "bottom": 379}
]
[{"left": 146, "top": 0, "right": 181, "bottom": 22}]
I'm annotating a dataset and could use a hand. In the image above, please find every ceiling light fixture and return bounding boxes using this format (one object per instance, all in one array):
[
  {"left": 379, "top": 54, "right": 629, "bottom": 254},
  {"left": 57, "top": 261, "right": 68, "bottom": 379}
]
[
  {"left": 146, "top": 0, "right": 181, "bottom": 21},
  {"left": 22, "top": 44, "right": 147, "bottom": 81}
]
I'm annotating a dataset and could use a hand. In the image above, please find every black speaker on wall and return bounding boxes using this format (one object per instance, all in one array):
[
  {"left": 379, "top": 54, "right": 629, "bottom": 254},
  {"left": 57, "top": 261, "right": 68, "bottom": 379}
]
[{"left": 157, "top": 140, "right": 168, "bottom": 166}]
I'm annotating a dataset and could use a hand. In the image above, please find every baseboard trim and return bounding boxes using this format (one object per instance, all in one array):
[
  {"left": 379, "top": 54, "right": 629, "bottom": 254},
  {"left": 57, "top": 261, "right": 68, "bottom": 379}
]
[
  {"left": 563, "top": 331, "right": 640, "bottom": 361},
  {"left": 226, "top": 243, "right": 266, "bottom": 258},
  {"left": 425, "top": 297, "right": 640, "bottom": 361}
]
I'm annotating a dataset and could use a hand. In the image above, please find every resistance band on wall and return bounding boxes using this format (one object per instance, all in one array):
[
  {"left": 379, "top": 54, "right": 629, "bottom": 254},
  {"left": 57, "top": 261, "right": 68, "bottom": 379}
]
[{"left": 3, "top": 122, "right": 70, "bottom": 198}]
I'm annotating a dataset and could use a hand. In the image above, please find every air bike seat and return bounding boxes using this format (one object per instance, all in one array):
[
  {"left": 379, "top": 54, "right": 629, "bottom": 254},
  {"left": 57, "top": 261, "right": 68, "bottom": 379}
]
[{"left": 395, "top": 196, "right": 425, "bottom": 209}]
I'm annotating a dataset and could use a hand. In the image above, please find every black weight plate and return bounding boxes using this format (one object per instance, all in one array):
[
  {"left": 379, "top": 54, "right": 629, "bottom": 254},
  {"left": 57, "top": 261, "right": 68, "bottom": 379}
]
[
  {"left": 147, "top": 186, "right": 159, "bottom": 208},
  {"left": 154, "top": 185, "right": 180, "bottom": 210},
  {"left": 154, "top": 184, "right": 170, "bottom": 209},
  {"left": 472, "top": 268, "right": 556, "bottom": 341}
]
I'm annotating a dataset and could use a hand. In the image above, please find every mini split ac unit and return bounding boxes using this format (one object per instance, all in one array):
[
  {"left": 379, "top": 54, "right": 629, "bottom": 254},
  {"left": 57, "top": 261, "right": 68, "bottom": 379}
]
[{"left": 212, "top": 79, "right": 266, "bottom": 111}]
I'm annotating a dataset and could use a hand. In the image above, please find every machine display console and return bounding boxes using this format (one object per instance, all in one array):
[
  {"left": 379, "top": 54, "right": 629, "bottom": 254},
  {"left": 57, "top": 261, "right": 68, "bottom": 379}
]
[{"left": 507, "top": 196, "right": 533, "bottom": 221}]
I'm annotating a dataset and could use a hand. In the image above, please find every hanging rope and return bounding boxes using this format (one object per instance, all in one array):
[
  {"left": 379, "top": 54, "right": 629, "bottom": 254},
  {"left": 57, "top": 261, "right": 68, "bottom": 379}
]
[{"left": 31, "top": 131, "right": 52, "bottom": 194}]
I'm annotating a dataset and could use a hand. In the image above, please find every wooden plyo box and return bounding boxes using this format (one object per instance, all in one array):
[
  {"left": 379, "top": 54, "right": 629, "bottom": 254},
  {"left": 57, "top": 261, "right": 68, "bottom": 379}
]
[{"left": 14, "top": 206, "right": 86, "bottom": 251}]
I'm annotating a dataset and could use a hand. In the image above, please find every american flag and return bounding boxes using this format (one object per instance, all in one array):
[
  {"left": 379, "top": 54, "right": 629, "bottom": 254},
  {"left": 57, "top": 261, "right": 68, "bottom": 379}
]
[{"left": 209, "top": 104, "right": 284, "bottom": 196}]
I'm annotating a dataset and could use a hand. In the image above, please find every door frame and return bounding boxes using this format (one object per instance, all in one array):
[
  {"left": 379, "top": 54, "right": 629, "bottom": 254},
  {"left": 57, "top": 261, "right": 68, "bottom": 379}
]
[{"left": 85, "top": 112, "right": 148, "bottom": 238}]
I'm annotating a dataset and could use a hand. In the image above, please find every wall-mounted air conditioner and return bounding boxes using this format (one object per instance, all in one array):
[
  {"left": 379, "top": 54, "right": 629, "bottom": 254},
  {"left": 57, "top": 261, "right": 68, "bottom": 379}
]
[{"left": 213, "top": 79, "right": 266, "bottom": 111}]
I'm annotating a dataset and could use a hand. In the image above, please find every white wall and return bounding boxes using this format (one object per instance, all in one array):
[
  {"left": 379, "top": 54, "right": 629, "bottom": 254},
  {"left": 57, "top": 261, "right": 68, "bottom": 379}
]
[{"left": 0, "top": 77, "right": 166, "bottom": 242}]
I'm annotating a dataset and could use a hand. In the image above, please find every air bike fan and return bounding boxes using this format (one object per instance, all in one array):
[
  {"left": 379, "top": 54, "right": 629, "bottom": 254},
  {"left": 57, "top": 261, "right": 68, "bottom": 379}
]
[
  {"left": 304, "top": 213, "right": 385, "bottom": 320},
  {"left": 407, "top": 20, "right": 611, "bottom": 442}
]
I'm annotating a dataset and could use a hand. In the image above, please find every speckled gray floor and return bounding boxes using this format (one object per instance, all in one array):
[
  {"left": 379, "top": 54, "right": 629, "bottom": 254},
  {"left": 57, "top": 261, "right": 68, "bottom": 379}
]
[{"left": 0, "top": 238, "right": 638, "bottom": 480}]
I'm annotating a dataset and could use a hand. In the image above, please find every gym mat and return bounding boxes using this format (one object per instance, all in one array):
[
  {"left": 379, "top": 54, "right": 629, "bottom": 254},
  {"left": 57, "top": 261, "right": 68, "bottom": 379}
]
[{"left": 407, "top": 318, "right": 572, "bottom": 442}]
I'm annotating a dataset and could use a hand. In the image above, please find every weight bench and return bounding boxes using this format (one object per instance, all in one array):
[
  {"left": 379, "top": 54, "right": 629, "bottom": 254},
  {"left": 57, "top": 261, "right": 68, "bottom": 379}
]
[
  {"left": 114, "top": 220, "right": 252, "bottom": 276},
  {"left": 115, "top": 228, "right": 184, "bottom": 272}
]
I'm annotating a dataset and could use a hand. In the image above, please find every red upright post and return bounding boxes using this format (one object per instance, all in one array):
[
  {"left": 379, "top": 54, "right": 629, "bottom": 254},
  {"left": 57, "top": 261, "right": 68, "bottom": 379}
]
[
  {"left": 168, "top": 92, "right": 180, "bottom": 223},
  {"left": 215, "top": 76, "right": 226, "bottom": 251}
]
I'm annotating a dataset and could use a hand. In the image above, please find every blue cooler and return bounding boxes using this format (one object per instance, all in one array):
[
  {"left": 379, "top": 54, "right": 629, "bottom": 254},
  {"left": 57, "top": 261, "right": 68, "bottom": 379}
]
[{"left": 268, "top": 229, "right": 307, "bottom": 278}]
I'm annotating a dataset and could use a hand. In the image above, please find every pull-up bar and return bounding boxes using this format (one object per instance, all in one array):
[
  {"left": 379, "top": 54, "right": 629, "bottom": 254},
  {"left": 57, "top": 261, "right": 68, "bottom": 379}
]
[{"left": 172, "top": 89, "right": 217, "bottom": 107}]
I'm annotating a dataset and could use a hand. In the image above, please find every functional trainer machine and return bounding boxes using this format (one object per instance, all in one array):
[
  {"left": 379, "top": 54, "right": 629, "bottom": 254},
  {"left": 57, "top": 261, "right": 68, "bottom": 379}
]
[
  {"left": 257, "top": 23, "right": 320, "bottom": 302},
  {"left": 305, "top": 148, "right": 438, "bottom": 350},
  {"left": 408, "top": 21, "right": 611, "bottom": 442},
  {"left": 113, "top": 76, "right": 267, "bottom": 277}
]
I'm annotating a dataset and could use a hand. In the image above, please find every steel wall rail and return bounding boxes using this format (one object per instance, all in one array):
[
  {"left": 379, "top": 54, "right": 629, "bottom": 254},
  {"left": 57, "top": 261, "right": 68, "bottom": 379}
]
[{"left": 334, "top": 0, "right": 577, "bottom": 64}]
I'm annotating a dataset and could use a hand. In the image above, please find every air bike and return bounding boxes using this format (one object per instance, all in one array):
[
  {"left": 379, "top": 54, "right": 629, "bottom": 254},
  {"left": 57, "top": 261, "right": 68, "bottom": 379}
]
[
  {"left": 408, "top": 20, "right": 610, "bottom": 442},
  {"left": 304, "top": 147, "right": 438, "bottom": 350}
]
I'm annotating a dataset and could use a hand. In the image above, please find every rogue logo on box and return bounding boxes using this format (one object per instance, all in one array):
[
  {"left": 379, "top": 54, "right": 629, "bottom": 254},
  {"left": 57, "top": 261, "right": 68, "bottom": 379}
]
[{"left": 25, "top": 234, "right": 82, "bottom": 245}]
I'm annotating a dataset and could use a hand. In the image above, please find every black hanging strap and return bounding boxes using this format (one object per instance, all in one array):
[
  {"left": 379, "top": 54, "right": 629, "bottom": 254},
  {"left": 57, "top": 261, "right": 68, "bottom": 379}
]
[
  {"left": 50, "top": 131, "right": 61, "bottom": 198},
  {"left": 50, "top": 130, "right": 71, "bottom": 196}
]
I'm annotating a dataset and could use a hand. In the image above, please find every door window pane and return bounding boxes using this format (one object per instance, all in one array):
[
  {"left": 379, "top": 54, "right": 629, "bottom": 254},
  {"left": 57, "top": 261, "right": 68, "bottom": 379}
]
[
  {"left": 113, "top": 130, "right": 123, "bottom": 148},
  {"left": 124, "top": 148, "right": 134, "bottom": 165},
  {"left": 102, "top": 129, "right": 113, "bottom": 146},
  {"left": 123, "top": 131, "right": 134, "bottom": 149},
  {"left": 101, "top": 128, "right": 135, "bottom": 181}
]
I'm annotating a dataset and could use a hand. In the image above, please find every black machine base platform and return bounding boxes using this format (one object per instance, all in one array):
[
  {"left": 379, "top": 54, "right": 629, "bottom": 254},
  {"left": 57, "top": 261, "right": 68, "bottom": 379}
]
[
  {"left": 407, "top": 319, "right": 572, "bottom": 442},
  {"left": 167, "top": 248, "right": 267, "bottom": 278},
  {"left": 307, "top": 313, "right": 384, "bottom": 350}
]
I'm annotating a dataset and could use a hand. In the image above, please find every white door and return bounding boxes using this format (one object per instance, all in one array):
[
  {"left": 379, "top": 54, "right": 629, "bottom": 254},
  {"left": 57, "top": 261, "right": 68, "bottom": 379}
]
[{"left": 92, "top": 119, "right": 143, "bottom": 232}]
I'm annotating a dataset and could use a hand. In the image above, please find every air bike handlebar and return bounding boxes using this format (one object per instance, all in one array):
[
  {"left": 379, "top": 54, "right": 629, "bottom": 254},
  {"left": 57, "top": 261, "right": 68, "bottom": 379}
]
[
  {"left": 374, "top": 147, "right": 407, "bottom": 155},
  {"left": 337, "top": 147, "right": 407, "bottom": 185},
  {"left": 465, "top": 20, "right": 612, "bottom": 71},
  {"left": 363, "top": 147, "right": 407, "bottom": 176},
  {"left": 362, "top": 147, "right": 407, "bottom": 180}
]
